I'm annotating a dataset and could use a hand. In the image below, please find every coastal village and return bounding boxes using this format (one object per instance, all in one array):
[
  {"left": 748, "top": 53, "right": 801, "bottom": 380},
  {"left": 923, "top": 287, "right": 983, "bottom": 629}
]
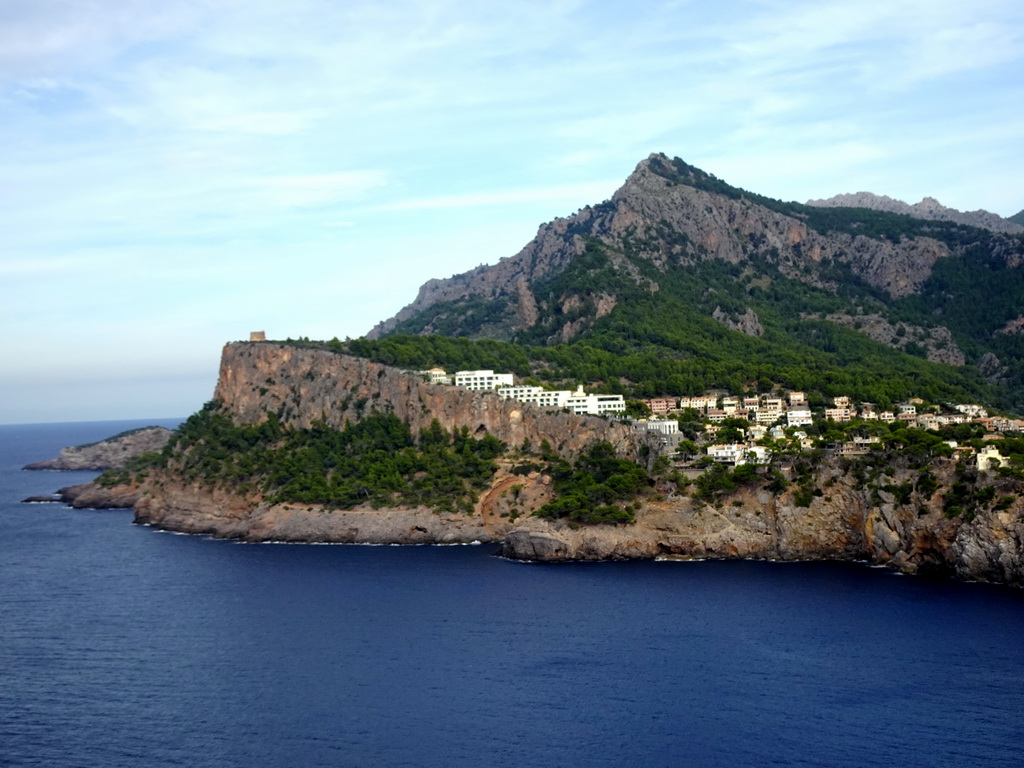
[{"left": 420, "top": 367, "right": 1024, "bottom": 471}]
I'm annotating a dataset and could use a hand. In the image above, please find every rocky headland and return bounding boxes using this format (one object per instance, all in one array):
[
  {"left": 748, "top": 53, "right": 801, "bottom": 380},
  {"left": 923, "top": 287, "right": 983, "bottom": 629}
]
[
  {"left": 23, "top": 426, "right": 172, "bottom": 471},
  {"left": 58, "top": 481, "right": 143, "bottom": 510},
  {"left": 61, "top": 341, "right": 1024, "bottom": 586}
]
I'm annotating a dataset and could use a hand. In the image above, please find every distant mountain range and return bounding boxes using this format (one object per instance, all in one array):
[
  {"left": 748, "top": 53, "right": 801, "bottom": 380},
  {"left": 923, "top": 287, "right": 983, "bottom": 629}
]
[
  {"left": 367, "top": 153, "right": 1024, "bottom": 413},
  {"left": 806, "top": 192, "right": 1023, "bottom": 235}
]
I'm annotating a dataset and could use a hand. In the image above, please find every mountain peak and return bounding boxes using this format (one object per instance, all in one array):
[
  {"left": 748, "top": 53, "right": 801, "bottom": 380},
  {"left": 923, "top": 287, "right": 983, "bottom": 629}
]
[{"left": 364, "top": 152, "right": 1024, "bottom": 414}]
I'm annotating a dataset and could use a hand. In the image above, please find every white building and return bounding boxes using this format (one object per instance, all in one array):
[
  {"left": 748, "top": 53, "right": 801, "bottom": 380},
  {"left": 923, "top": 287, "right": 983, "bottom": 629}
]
[
  {"left": 496, "top": 385, "right": 572, "bottom": 409},
  {"left": 754, "top": 409, "right": 782, "bottom": 425},
  {"left": 977, "top": 445, "right": 1006, "bottom": 472},
  {"left": 420, "top": 367, "right": 451, "bottom": 385},
  {"left": 707, "top": 443, "right": 769, "bottom": 466},
  {"left": 497, "top": 384, "right": 624, "bottom": 416},
  {"left": 681, "top": 395, "right": 718, "bottom": 412},
  {"left": 955, "top": 403, "right": 988, "bottom": 419},
  {"left": 454, "top": 370, "right": 515, "bottom": 390},
  {"left": 637, "top": 418, "right": 678, "bottom": 435},
  {"left": 707, "top": 443, "right": 746, "bottom": 464},
  {"left": 787, "top": 406, "right": 813, "bottom": 427},
  {"left": 564, "top": 388, "right": 626, "bottom": 416}
]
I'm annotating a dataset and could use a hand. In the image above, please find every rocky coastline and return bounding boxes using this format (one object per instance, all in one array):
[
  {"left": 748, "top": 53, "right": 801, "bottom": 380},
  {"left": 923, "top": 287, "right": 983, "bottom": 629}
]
[
  {"left": 47, "top": 453, "right": 1023, "bottom": 587},
  {"left": 95, "top": 450, "right": 1017, "bottom": 586},
  {"left": 40, "top": 342, "right": 1017, "bottom": 587}
]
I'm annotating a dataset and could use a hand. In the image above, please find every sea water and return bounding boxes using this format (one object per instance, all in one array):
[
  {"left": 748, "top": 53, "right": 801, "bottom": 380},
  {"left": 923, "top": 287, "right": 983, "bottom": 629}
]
[{"left": 1, "top": 420, "right": 1022, "bottom": 768}]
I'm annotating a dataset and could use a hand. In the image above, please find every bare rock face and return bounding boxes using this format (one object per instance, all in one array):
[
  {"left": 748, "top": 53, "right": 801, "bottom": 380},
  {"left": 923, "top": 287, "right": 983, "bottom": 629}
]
[
  {"left": 711, "top": 306, "right": 764, "bottom": 337},
  {"left": 836, "top": 233, "right": 949, "bottom": 298},
  {"left": 23, "top": 427, "right": 172, "bottom": 471},
  {"left": 807, "top": 192, "right": 1024, "bottom": 235},
  {"left": 996, "top": 315, "right": 1024, "bottom": 336},
  {"left": 133, "top": 475, "right": 526, "bottom": 544},
  {"left": 366, "top": 221, "right": 590, "bottom": 339},
  {"left": 57, "top": 482, "right": 141, "bottom": 509},
  {"left": 501, "top": 461, "right": 1024, "bottom": 586},
  {"left": 215, "top": 343, "right": 657, "bottom": 462},
  {"left": 824, "top": 313, "right": 965, "bottom": 365},
  {"left": 978, "top": 352, "right": 1010, "bottom": 385}
]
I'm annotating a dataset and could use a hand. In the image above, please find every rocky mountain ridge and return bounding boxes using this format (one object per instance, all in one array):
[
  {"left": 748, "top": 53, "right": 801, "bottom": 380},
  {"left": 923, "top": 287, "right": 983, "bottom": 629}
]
[
  {"left": 369, "top": 154, "right": 970, "bottom": 340},
  {"left": 806, "top": 192, "right": 1024, "bottom": 235},
  {"left": 364, "top": 153, "right": 1024, "bottom": 410}
]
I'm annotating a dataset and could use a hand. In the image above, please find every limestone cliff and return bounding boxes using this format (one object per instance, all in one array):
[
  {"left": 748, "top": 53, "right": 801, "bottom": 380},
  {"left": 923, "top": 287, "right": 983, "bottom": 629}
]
[
  {"left": 133, "top": 474, "right": 529, "bottom": 544},
  {"left": 213, "top": 342, "right": 654, "bottom": 461},
  {"left": 59, "top": 481, "right": 143, "bottom": 509},
  {"left": 126, "top": 341, "right": 656, "bottom": 543}
]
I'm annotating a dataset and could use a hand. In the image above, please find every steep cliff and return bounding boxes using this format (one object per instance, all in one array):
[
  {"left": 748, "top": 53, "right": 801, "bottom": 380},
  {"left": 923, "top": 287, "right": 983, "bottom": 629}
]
[
  {"left": 214, "top": 342, "right": 653, "bottom": 460},
  {"left": 128, "top": 341, "right": 654, "bottom": 542}
]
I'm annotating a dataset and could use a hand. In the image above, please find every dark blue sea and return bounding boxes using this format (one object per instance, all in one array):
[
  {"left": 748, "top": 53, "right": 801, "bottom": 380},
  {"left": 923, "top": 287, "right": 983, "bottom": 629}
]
[{"left": 2, "top": 420, "right": 1023, "bottom": 767}]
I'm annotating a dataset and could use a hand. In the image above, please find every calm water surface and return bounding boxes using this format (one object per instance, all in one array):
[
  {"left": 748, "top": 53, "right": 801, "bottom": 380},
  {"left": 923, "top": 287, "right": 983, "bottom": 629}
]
[{"left": 1, "top": 420, "right": 1022, "bottom": 767}]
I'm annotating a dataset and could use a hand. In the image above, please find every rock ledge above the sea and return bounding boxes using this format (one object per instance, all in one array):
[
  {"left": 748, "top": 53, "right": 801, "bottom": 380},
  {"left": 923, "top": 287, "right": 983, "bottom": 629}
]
[{"left": 57, "top": 483, "right": 140, "bottom": 509}]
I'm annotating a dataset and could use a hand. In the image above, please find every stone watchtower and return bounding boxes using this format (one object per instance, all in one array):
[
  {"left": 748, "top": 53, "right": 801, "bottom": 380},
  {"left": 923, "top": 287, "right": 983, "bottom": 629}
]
[{"left": 249, "top": 331, "right": 266, "bottom": 342}]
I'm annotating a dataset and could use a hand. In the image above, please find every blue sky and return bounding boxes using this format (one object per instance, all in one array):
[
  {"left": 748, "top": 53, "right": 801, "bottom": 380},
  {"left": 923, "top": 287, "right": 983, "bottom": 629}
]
[{"left": 2, "top": 0, "right": 1022, "bottom": 424}]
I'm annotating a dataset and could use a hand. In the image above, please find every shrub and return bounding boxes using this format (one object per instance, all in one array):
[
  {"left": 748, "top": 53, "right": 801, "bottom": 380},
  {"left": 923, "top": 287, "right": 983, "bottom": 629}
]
[{"left": 792, "top": 485, "right": 815, "bottom": 508}]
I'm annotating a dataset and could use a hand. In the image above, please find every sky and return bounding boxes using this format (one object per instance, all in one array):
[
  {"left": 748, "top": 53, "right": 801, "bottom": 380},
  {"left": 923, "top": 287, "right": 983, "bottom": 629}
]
[{"left": 2, "top": 0, "right": 1022, "bottom": 424}]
